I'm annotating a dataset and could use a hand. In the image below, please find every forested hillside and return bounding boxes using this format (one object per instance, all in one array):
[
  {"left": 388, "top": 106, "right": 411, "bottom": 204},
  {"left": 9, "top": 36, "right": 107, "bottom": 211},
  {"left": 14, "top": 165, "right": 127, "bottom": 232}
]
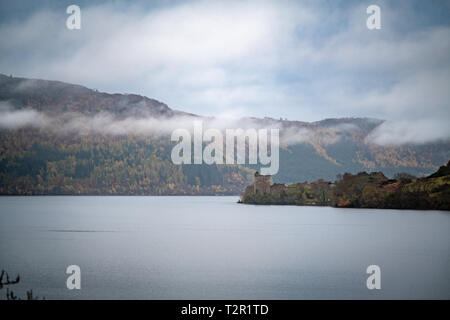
[
  {"left": 0, "top": 74, "right": 449, "bottom": 195},
  {"left": 0, "top": 129, "right": 252, "bottom": 195}
]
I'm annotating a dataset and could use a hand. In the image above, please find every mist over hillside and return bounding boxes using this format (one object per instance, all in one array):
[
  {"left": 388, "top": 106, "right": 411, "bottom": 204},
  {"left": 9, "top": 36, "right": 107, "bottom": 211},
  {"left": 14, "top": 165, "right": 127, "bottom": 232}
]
[{"left": 0, "top": 74, "right": 449, "bottom": 195}]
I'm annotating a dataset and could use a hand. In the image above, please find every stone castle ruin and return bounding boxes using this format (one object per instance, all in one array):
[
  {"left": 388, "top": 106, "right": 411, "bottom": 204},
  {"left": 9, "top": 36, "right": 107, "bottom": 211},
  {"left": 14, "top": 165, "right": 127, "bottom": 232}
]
[
  {"left": 240, "top": 171, "right": 335, "bottom": 205},
  {"left": 240, "top": 172, "right": 272, "bottom": 199}
]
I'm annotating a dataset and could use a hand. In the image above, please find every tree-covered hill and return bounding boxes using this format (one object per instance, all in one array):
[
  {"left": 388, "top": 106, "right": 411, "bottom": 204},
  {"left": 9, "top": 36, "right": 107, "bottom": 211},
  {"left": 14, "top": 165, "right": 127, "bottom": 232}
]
[
  {"left": 0, "top": 74, "right": 449, "bottom": 195},
  {"left": 0, "top": 73, "right": 189, "bottom": 118},
  {"left": 0, "top": 128, "right": 253, "bottom": 195}
]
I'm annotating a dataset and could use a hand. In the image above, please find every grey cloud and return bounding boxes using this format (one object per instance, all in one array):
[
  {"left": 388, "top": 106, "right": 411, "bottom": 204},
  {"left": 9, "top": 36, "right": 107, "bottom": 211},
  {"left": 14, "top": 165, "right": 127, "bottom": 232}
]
[
  {"left": 0, "top": 0, "right": 449, "bottom": 145},
  {"left": 365, "top": 119, "right": 450, "bottom": 145},
  {"left": 0, "top": 102, "right": 50, "bottom": 129}
]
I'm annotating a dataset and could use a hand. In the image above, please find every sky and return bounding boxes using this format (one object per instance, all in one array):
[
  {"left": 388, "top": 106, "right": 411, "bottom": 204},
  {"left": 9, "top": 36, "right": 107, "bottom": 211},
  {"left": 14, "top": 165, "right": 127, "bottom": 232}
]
[{"left": 0, "top": 0, "right": 449, "bottom": 144}]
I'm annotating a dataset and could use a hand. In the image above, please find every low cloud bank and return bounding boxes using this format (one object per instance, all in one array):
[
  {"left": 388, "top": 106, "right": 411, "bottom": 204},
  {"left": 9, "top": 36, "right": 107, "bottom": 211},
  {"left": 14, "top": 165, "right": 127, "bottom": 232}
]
[
  {"left": 0, "top": 103, "right": 334, "bottom": 145},
  {"left": 365, "top": 119, "right": 450, "bottom": 145},
  {"left": 1, "top": 103, "right": 449, "bottom": 146},
  {"left": 0, "top": 103, "right": 49, "bottom": 129}
]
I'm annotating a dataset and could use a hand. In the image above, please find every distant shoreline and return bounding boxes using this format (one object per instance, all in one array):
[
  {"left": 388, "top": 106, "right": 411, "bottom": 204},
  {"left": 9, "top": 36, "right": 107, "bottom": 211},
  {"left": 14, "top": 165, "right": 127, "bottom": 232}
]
[{"left": 239, "top": 161, "right": 450, "bottom": 211}]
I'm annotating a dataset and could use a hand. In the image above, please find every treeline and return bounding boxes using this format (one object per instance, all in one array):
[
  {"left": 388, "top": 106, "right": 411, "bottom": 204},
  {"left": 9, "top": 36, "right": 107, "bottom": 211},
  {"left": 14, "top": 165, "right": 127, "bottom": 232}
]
[
  {"left": 330, "top": 163, "right": 450, "bottom": 210},
  {"left": 0, "top": 129, "right": 253, "bottom": 195}
]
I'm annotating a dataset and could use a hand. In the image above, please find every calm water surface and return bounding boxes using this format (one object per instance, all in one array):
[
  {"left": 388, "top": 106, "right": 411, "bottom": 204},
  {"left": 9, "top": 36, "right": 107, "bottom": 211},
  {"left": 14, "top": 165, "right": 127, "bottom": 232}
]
[{"left": 0, "top": 196, "right": 449, "bottom": 299}]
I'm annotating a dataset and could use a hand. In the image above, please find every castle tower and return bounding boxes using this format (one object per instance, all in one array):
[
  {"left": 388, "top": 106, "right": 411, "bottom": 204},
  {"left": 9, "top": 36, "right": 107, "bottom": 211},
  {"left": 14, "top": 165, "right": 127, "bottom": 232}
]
[{"left": 253, "top": 171, "right": 271, "bottom": 195}]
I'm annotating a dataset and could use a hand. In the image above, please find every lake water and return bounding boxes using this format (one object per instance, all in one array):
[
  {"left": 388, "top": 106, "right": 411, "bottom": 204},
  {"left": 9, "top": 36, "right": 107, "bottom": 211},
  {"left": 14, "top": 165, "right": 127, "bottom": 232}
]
[{"left": 0, "top": 196, "right": 449, "bottom": 300}]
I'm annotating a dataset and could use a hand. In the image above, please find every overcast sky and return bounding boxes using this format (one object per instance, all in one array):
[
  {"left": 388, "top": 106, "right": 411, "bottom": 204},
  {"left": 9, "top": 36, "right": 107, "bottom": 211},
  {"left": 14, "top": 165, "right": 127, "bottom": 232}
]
[{"left": 0, "top": 0, "right": 449, "bottom": 143}]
